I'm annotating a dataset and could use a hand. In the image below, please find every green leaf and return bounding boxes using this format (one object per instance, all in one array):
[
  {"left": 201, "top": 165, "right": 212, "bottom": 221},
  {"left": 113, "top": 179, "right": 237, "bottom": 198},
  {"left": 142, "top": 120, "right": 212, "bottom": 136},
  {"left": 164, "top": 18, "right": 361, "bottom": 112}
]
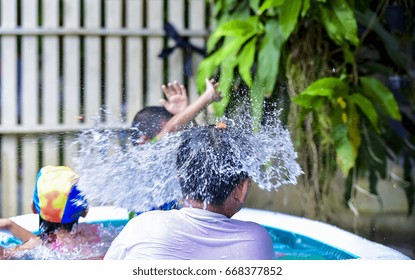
[
  {"left": 255, "top": 19, "right": 283, "bottom": 96},
  {"left": 213, "top": 0, "right": 223, "bottom": 18},
  {"left": 348, "top": 93, "right": 379, "bottom": 132},
  {"left": 331, "top": 0, "right": 359, "bottom": 46},
  {"left": 300, "top": 77, "right": 348, "bottom": 98},
  {"left": 342, "top": 44, "right": 355, "bottom": 65},
  {"left": 348, "top": 104, "right": 362, "bottom": 154},
  {"left": 292, "top": 95, "right": 326, "bottom": 110},
  {"left": 301, "top": 0, "right": 311, "bottom": 17},
  {"left": 207, "top": 18, "right": 257, "bottom": 52},
  {"left": 333, "top": 123, "right": 356, "bottom": 176},
  {"left": 250, "top": 79, "right": 265, "bottom": 132},
  {"left": 207, "top": 31, "right": 224, "bottom": 53},
  {"left": 317, "top": 113, "right": 333, "bottom": 145},
  {"left": 196, "top": 56, "right": 218, "bottom": 93},
  {"left": 237, "top": 37, "right": 257, "bottom": 87},
  {"left": 259, "top": 0, "right": 285, "bottom": 15},
  {"left": 217, "top": 19, "right": 257, "bottom": 37},
  {"left": 215, "top": 0, "right": 250, "bottom": 26},
  {"left": 250, "top": 18, "right": 284, "bottom": 125},
  {"left": 360, "top": 76, "right": 401, "bottom": 121},
  {"left": 318, "top": 0, "right": 359, "bottom": 46},
  {"left": 213, "top": 54, "right": 237, "bottom": 117},
  {"left": 279, "top": 0, "right": 302, "bottom": 41},
  {"left": 250, "top": 0, "right": 261, "bottom": 14},
  {"left": 199, "top": 34, "right": 253, "bottom": 92}
]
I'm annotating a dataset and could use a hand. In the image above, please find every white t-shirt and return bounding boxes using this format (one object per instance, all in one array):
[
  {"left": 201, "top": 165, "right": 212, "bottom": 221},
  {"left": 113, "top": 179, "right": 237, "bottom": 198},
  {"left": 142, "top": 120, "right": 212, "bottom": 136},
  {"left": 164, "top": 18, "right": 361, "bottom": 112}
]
[{"left": 104, "top": 208, "right": 275, "bottom": 260}]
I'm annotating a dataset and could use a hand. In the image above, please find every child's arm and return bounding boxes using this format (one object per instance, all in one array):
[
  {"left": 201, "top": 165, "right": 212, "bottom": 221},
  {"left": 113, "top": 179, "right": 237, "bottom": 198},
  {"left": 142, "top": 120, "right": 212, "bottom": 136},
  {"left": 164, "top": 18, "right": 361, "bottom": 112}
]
[
  {"left": 0, "top": 238, "right": 39, "bottom": 259},
  {"left": 155, "top": 78, "right": 221, "bottom": 140},
  {"left": 0, "top": 218, "right": 36, "bottom": 243}
]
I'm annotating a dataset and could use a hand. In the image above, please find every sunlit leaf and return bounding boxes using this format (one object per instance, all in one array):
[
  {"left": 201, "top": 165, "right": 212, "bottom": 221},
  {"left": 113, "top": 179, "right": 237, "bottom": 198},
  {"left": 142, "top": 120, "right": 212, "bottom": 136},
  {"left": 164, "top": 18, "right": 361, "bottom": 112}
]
[
  {"left": 237, "top": 37, "right": 257, "bottom": 87},
  {"left": 280, "top": 0, "right": 302, "bottom": 41},
  {"left": 318, "top": 0, "right": 359, "bottom": 46},
  {"left": 198, "top": 35, "right": 252, "bottom": 92},
  {"left": 197, "top": 56, "right": 219, "bottom": 93},
  {"left": 293, "top": 95, "right": 326, "bottom": 110},
  {"left": 250, "top": 0, "right": 261, "bottom": 14},
  {"left": 214, "top": 53, "right": 237, "bottom": 117},
  {"left": 300, "top": 77, "right": 348, "bottom": 98},
  {"left": 302, "top": 0, "right": 311, "bottom": 17},
  {"left": 217, "top": 19, "right": 257, "bottom": 37},
  {"left": 259, "top": 0, "right": 285, "bottom": 15},
  {"left": 255, "top": 19, "right": 283, "bottom": 96},
  {"left": 207, "top": 18, "right": 258, "bottom": 52}
]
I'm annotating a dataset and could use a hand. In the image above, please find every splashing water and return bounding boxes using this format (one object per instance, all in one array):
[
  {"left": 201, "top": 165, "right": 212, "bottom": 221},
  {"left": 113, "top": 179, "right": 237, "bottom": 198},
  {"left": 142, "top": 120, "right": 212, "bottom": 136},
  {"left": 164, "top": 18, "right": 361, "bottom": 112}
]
[
  {"left": 4, "top": 223, "right": 124, "bottom": 260},
  {"left": 72, "top": 111, "right": 303, "bottom": 212}
]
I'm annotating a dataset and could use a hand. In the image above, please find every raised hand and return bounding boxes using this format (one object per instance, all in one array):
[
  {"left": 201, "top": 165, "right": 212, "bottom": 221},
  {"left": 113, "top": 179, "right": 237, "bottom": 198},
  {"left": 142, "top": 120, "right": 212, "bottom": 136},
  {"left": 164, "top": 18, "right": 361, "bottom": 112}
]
[
  {"left": 160, "top": 81, "right": 189, "bottom": 115},
  {"left": 205, "top": 78, "right": 222, "bottom": 103}
]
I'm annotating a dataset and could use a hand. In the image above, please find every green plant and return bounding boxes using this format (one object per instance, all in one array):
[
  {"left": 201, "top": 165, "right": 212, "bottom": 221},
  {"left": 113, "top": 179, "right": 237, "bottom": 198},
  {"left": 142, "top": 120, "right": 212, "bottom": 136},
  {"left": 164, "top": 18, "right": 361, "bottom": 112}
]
[{"left": 197, "top": 0, "right": 415, "bottom": 218}]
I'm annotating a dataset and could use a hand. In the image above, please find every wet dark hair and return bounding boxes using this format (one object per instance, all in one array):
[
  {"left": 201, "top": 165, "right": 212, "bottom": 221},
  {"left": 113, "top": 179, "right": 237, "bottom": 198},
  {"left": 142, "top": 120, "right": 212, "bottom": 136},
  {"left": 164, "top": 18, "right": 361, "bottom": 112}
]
[
  {"left": 131, "top": 106, "right": 173, "bottom": 145},
  {"left": 38, "top": 217, "right": 77, "bottom": 240},
  {"left": 176, "top": 125, "right": 249, "bottom": 206}
]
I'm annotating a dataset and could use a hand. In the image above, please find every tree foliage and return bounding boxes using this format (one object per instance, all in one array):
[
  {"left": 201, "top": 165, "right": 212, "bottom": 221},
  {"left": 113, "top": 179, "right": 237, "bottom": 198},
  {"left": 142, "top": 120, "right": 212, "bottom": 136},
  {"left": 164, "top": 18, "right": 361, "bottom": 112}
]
[{"left": 197, "top": 0, "right": 415, "bottom": 217}]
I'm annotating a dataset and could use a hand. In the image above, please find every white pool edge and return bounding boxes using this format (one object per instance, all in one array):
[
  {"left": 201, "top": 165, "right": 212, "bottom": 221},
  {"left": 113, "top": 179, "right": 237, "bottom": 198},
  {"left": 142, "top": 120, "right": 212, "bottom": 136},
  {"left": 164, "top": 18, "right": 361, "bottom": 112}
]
[
  {"left": 3, "top": 206, "right": 411, "bottom": 260},
  {"left": 234, "top": 208, "right": 411, "bottom": 260}
]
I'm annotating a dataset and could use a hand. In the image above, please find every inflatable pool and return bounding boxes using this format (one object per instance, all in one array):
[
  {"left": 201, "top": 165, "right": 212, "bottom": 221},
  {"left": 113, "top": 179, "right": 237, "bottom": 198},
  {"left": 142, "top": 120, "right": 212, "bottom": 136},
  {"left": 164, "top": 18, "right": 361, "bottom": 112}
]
[{"left": 0, "top": 207, "right": 410, "bottom": 260}]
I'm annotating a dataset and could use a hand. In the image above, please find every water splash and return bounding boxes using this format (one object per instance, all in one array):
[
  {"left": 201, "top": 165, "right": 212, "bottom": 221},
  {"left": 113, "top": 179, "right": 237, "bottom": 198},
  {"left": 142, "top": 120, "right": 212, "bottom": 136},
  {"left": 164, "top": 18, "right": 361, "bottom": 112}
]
[
  {"left": 72, "top": 110, "right": 303, "bottom": 212},
  {"left": 5, "top": 223, "right": 124, "bottom": 260}
]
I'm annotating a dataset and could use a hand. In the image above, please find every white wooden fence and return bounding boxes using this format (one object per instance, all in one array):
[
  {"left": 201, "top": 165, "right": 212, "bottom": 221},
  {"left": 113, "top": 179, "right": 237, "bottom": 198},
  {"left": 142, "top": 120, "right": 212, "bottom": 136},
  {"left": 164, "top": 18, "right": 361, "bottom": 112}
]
[{"left": 0, "top": 0, "right": 210, "bottom": 217}]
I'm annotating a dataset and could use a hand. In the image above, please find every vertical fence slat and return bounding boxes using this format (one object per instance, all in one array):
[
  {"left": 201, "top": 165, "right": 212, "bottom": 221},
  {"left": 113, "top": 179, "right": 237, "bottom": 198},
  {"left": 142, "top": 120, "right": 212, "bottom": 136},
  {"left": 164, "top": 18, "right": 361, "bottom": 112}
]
[
  {"left": 167, "top": 0, "right": 184, "bottom": 84},
  {"left": 189, "top": 0, "right": 206, "bottom": 103},
  {"left": 21, "top": 0, "right": 39, "bottom": 127},
  {"left": 84, "top": 0, "right": 101, "bottom": 125},
  {"left": 0, "top": 0, "right": 18, "bottom": 127},
  {"left": 42, "top": 0, "right": 60, "bottom": 127},
  {"left": 21, "top": 137, "right": 37, "bottom": 214},
  {"left": 0, "top": 0, "right": 18, "bottom": 217},
  {"left": 1, "top": 137, "right": 18, "bottom": 216},
  {"left": 42, "top": 135, "right": 59, "bottom": 166},
  {"left": 41, "top": 3, "right": 60, "bottom": 184},
  {"left": 63, "top": 0, "right": 81, "bottom": 125},
  {"left": 126, "top": 0, "right": 143, "bottom": 123},
  {"left": 105, "top": 0, "right": 122, "bottom": 119},
  {"left": 20, "top": 1, "right": 39, "bottom": 214},
  {"left": 63, "top": 134, "right": 77, "bottom": 167},
  {"left": 147, "top": 0, "right": 163, "bottom": 106},
  {"left": 189, "top": 0, "right": 208, "bottom": 124}
]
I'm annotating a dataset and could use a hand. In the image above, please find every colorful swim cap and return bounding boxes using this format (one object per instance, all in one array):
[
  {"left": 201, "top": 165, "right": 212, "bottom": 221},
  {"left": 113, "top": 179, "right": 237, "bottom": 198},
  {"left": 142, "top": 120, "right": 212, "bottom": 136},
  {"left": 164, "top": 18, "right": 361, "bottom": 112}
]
[{"left": 32, "top": 166, "right": 88, "bottom": 224}]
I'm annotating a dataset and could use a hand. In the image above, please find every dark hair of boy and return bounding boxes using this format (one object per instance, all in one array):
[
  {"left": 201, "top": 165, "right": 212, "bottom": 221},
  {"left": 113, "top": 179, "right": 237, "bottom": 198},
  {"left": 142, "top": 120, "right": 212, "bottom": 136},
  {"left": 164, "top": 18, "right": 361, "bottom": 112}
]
[
  {"left": 38, "top": 218, "right": 77, "bottom": 240},
  {"left": 176, "top": 125, "right": 249, "bottom": 206},
  {"left": 130, "top": 106, "right": 173, "bottom": 145}
]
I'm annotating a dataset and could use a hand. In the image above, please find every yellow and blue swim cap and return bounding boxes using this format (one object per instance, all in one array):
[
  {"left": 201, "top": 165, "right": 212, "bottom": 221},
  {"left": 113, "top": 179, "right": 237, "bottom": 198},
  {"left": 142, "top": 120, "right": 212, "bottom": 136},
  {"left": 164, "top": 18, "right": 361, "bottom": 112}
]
[{"left": 32, "top": 166, "right": 88, "bottom": 224}]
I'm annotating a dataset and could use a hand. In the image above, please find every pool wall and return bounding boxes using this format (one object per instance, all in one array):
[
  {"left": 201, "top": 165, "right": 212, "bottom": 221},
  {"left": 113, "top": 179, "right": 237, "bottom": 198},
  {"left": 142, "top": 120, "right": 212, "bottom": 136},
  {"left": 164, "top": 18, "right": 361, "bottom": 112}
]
[{"left": 233, "top": 208, "right": 410, "bottom": 260}]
